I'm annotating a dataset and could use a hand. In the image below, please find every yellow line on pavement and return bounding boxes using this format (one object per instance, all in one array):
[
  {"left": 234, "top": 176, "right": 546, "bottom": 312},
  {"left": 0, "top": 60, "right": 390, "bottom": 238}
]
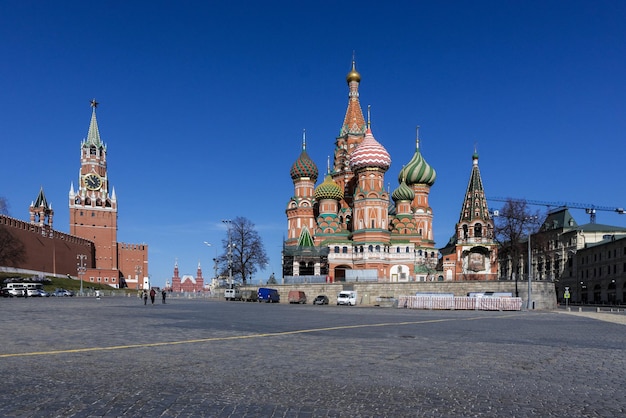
[{"left": 0, "top": 314, "right": 515, "bottom": 358}]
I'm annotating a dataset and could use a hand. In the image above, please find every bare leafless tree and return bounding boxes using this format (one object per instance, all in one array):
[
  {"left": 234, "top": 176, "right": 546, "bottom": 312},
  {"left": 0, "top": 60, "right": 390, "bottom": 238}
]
[
  {"left": 0, "top": 197, "right": 26, "bottom": 266},
  {"left": 218, "top": 217, "right": 269, "bottom": 285},
  {"left": 494, "top": 199, "right": 541, "bottom": 296},
  {"left": 0, "top": 197, "right": 8, "bottom": 215},
  {"left": 0, "top": 225, "right": 26, "bottom": 267}
]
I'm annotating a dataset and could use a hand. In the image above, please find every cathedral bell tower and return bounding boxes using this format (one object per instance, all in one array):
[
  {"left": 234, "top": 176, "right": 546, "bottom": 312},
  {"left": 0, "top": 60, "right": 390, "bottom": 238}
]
[{"left": 69, "top": 99, "right": 118, "bottom": 270}]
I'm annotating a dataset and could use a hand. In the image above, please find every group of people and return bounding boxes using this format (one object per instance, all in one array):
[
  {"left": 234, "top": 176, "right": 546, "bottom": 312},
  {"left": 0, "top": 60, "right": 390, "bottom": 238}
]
[{"left": 141, "top": 288, "right": 167, "bottom": 305}]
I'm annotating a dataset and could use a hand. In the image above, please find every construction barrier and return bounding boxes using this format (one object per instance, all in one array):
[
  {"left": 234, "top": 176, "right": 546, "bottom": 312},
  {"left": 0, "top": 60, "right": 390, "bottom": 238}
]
[{"left": 398, "top": 296, "right": 523, "bottom": 311}]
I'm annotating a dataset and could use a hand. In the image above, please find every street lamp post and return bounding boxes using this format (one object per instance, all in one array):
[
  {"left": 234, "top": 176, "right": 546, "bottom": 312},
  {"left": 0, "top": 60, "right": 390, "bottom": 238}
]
[
  {"left": 525, "top": 215, "right": 538, "bottom": 310},
  {"left": 77, "top": 254, "right": 87, "bottom": 296},
  {"left": 527, "top": 233, "right": 532, "bottom": 310},
  {"left": 135, "top": 265, "right": 142, "bottom": 290},
  {"left": 222, "top": 220, "right": 233, "bottom": 287}
]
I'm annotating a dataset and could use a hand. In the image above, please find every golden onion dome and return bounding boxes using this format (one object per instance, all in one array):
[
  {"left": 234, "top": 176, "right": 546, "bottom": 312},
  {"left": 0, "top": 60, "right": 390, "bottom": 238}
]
[{"left": 346, "top": 61, "right": 361, "bottom": 84}]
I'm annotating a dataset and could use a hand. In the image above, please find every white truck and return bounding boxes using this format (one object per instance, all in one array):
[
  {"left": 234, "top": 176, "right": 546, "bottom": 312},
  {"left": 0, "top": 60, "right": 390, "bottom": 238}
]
[{"left": 337, "top": 291, "right": 357, "bottom": 306}]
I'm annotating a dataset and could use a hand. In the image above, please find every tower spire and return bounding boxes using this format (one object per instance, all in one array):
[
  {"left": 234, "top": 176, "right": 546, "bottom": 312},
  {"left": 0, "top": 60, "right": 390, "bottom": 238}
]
[
  {"left": 416, "top": 125, "right": 420, "bottom": 149},
  {"left": 86, "top": 98, "right": 103, "bottom": 147}
]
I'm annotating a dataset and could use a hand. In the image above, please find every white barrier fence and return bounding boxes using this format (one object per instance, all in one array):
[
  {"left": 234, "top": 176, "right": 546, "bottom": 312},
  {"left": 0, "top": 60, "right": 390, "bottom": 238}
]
[{"left": 398, "top": 296, "right": 523, "bottom": 311}]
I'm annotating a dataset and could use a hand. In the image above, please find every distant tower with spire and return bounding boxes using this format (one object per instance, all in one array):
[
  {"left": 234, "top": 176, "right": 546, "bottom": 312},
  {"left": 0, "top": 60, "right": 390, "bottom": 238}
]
[
  {"left": 30, "top": 186, "right": 54, "bottom": 230},
  {"left": 440, "top": 149, "right": 498, "bottom": 280}
]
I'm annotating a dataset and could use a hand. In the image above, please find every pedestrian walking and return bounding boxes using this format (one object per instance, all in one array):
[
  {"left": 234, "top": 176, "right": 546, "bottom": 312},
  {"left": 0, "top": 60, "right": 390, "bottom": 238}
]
[
  {"left": 161, "top": 290, "right": 167, "bottom": 304},
  {"left": 150, "top": 288, "right": 156, "bottom": 305},
  {"left": 143, "top": 290, "right": 148, "bottom": 305}
]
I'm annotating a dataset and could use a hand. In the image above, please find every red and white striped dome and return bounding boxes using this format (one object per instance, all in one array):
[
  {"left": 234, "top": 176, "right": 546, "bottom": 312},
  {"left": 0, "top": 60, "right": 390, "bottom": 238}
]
[{"left": 349, "top": 128, "right": 391, "bottom": 172}]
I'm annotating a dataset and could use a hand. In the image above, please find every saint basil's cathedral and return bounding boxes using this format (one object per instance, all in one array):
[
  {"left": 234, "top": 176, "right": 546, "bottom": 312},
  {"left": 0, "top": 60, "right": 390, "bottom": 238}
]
[{"left": 283, "top": 61, "right": 498, "bottom": 282}]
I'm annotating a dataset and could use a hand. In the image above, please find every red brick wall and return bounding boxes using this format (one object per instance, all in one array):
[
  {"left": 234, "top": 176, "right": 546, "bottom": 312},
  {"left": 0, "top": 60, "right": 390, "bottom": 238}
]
[{"left": 1, "top": 215, "right": 94, "bottom": 277}]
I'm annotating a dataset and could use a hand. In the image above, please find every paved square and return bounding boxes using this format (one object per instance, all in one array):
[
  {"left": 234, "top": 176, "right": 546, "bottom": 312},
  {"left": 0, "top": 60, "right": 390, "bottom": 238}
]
[{"left": 1, "top": 296, "right": 624, "bottom": 417}]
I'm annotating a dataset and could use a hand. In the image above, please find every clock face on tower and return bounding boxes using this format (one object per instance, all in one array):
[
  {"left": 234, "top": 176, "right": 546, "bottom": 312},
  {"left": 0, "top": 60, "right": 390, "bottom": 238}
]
[{"left": 85, "top": 173, "right": 102, "bottom": 190}]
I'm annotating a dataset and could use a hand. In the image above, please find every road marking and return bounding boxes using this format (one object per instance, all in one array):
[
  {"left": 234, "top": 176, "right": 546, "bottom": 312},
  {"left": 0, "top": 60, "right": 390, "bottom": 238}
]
[{"left": 0, "top": 314, "right": 516, "bottom": 358}]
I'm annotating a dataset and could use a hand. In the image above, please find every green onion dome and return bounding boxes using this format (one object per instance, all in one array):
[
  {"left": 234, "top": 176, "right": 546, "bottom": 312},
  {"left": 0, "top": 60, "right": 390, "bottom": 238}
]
[
  {"left": 398, "top": 141, "right": 436, "bottom": 186},
  {"left": 290, "top": 148, "right": 318, "bottom": 181},
  {"left": 314, "top": 174, "right": 343, "bottom": 201},
  {"left": 392, "top": 179, "right": 415, "bottom": 202}
]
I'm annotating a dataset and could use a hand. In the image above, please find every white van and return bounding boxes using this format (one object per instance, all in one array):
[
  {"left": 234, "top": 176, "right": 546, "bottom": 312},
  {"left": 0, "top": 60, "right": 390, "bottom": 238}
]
[
  {"left": 224, "top": 288, "right": 241, "bottom": 301},
  {"left": 337, "top": 291, "right": 357, "bottom": 306}
]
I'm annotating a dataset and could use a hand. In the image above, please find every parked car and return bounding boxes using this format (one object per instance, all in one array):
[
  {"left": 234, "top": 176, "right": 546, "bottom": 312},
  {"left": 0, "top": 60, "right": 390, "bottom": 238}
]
[
  {"left": 240, "top": 289, "right": 258, "bottom": 302},
  {"left": 27, "top": 288, "right": 44, "bottom": 297},
  {"left": 35, "top": 289, "right": 50, "bottom": 297},
  {"left": 288, "top": 290, "right": 307, "bottom": 304},
  {"left": 224, "top": 288, "right": 241, "bottom": 301},
  {"left": 337, "top": 291, "right": 357, "bottom": 306},
  {"left": 1, "top": 288, "right": 14, "bottom": 298},
  {"left": 7, "top": 288, "right": 25, "bottom": 297},
  {"left": 313, "top": 295, "right": 329, "bottom": 305},
  {"left": 258, "top": 287, "right": 280, "bottom": 303},
  {"left": 52, "top": 289, "right": 74, "bottom": 297}
]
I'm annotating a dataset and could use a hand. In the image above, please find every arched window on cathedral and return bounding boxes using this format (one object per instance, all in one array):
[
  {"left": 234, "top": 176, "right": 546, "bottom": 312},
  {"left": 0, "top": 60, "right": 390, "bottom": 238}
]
[
  {"left": 375, "top": 245, "right": 380, "bottom": 252},
  {"left": 405, "top": 246, "right": 410, "bottom": 253},
  {"left": 342, "top": 246, "right": 348, "bottom": 254},
  {"left": 463, "top": 224, "right": 469, "bottom": 239},
  {"left": 368, "top": 245, "right": 373, "bottom": 252},
  {"left": 396, "top": 247, "right": 400, "bottom": 253},
  {"left": 418, "top": 250, "right": 423, "bottom": 256},
  {"left": 334, "top": 246, "right": 340, "bottom": 253},
  {"left": 105, "top": 199, "right": 112, "bottom": 207},
  {"left": 474, "top": 223, "right": 482, "bottom": 238}
]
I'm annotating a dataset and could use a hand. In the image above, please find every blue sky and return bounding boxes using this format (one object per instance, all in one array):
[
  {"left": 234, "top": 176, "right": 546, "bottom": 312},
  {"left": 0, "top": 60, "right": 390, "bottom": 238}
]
[{"left": 1, "top": 1, "right": 625, "bottom": 288}]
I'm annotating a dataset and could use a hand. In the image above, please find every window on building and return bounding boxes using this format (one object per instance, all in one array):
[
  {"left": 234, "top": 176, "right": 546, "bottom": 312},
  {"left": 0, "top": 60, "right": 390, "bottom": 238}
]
[
  {"left": 334, "top": 246, "right": 339, "bottom": 253},
  {"left": 342, "top": 247, "right": 348, "bottom": 254}
]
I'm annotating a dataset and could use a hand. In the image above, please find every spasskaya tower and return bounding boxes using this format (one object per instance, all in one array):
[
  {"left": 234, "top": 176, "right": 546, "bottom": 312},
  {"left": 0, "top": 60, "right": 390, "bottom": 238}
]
[{"left": 69, "top": 100, "right": 148, "bottom": 288}]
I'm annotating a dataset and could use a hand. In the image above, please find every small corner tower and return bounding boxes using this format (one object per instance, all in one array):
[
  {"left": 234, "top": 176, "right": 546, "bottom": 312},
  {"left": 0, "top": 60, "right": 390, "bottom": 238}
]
[{"left": 443, "top": 149, "right": 498, "bottom": 281}]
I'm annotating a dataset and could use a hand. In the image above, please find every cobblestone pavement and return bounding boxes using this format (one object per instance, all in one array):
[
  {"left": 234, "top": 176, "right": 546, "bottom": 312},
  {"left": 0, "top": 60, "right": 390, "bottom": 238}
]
[{"left": 1, "top": 296, "right": 625, "bottom": 417}]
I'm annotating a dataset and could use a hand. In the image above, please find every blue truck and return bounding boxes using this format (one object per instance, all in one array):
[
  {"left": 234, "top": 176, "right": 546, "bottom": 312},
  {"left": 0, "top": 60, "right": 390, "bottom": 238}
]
[{"left": 258, "top": 287, "right": 280, "bottom": 303}]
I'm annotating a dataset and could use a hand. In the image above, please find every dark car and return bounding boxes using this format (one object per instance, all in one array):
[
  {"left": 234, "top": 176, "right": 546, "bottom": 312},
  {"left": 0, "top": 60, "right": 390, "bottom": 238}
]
[
  {"left": 1, "top": 288, "right": 13, "bottom": 298},
  {"left": 313, "top": 295, "right": 329, "bottom": 305}
]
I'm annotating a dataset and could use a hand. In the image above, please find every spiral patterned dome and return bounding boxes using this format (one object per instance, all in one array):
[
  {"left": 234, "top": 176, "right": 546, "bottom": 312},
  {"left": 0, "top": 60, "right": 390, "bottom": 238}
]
[
  {"left": 290, "top": 149, "right": 318, "bottom": 181},
  {"left": 392, "top": 179, "right": 415, "bottom": 202},
  {"left": 314, "top": 174, "right": 343, "bottom": 201},
  {"left": 349, "top": 128, "right": 391, "bottom": 172},
  {"left": 398, "top": 142, "right": 436, "bottom": 186}
]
